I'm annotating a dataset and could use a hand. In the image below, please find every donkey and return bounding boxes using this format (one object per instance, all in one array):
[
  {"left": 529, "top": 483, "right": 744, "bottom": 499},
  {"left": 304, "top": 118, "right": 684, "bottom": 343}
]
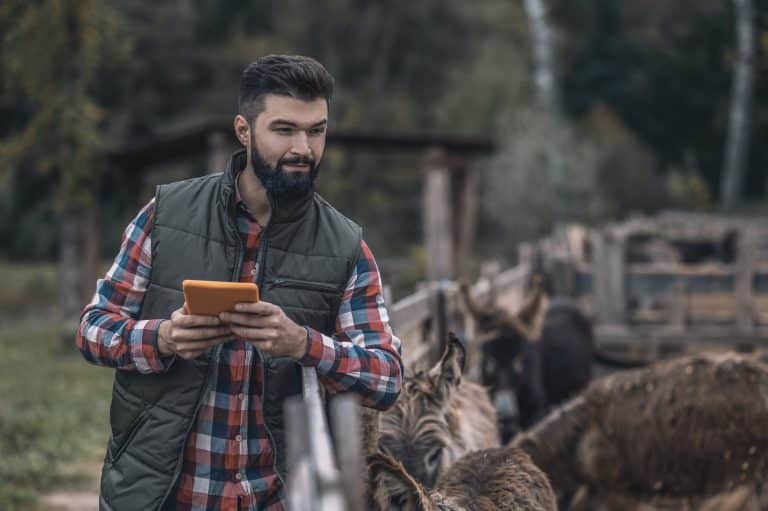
[
  {"left": 461, "top": 278, "right": 644, "bottom": 440},
  {"left": 512, "top": 351, "right": 768, "bottom": 510},
  {"left": 369, "top": 446, "right": 558, "bottom": 511},
  {"left": 378, "top": 333, "right": 500, "bottom": 494}
]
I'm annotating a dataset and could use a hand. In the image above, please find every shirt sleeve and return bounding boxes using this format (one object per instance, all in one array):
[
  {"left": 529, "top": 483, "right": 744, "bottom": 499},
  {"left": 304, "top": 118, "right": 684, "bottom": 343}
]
[
  {"left": 300, "top": 240, "right": 403, "bottom": 410},
  {"left": 76, "top": 199, "right": 175, "bottom": 373}
]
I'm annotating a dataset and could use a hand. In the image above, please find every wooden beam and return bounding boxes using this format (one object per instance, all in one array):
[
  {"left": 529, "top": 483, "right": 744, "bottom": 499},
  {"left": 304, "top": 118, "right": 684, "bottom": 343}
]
[{"left": 107, "top": 121, "right": 495, "bottom": 172}]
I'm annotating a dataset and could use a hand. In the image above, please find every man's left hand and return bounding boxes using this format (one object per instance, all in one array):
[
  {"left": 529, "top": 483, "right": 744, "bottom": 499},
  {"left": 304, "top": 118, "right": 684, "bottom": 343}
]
[{"left": 219, "top": 302, "right": 308, "bottom": 359}]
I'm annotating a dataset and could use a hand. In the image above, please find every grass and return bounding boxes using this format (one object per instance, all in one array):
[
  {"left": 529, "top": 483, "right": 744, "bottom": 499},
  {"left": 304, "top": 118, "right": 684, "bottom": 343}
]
[
  {"left": 0, "top": 323, "right": 113, "bottom": 510},
  {"left": 0, "top": 260, "right": 59, "bottom": 316}
]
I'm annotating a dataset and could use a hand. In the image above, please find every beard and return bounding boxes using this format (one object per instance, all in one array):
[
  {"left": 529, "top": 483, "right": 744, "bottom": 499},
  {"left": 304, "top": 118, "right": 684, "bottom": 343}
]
[{"left": 249, "top": 134, "right": 320, "bottom": 201}]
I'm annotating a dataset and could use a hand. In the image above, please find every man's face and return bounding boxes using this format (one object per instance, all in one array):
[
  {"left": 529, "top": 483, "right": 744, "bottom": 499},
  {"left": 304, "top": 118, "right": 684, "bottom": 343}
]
[{"left": 247, "top": 95, "right": 328, "bottom": 199}]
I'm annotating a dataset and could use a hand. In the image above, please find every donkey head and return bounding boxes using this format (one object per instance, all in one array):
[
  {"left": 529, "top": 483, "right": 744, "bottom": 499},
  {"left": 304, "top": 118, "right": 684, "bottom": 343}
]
[
  {"left": 378, "top": 333, "right": 466, "bottom": 492},
  {"left": 463, "top": 278, "right": 549, "bottom": 437},
  {"left": 368, "top": 452, "right": 434, "bottom": 511}
]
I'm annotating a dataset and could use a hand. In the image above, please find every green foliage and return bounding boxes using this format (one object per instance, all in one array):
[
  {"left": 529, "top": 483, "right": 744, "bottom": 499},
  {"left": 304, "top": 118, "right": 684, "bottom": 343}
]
[
  {"left": 555, "top": 0, "right": 768, "bottom": 198},
  {"left": 0, "top": 323, "right": 112, "bottom": 511},
  {"left": 0, "top": 259, "right": 59, "bottom": 316},
  {"left": 0, "top": 0, "right": 128, "bottom": 211}
]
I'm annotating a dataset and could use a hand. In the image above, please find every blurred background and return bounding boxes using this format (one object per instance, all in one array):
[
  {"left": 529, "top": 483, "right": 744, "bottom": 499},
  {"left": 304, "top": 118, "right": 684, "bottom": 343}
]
[{"left": 1, "top": 0, "right": 767, "bottom": 509}]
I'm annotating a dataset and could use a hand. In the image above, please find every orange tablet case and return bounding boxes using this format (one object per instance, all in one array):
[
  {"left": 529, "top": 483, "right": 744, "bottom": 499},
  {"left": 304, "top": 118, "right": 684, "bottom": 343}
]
[{"left": 182, "top": 280, "right": 260, "bottom": 316}]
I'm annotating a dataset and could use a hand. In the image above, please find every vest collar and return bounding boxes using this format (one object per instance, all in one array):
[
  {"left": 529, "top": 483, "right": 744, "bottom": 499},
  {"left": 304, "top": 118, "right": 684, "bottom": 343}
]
[{"left": 219, "top": 149, "right": 314, "bottom": 224}]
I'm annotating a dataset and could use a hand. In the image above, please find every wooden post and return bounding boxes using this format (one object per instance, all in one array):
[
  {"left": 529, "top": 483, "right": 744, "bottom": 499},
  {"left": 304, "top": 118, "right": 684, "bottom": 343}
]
[
  {"left": 430, "top": 282, "right": 449, "bottom": 362},
  {"left": 285, "top": 397, "right": 314, "bottom": 510},
  {"left": 669, "top": 278, "right": 687, "bottom": 333},
  {"left": 591, "top": 230, "right": 627, "bottom": 326},
  {"left": 480, "top": 261, "right": 501, "bottom": 307},
  {"left": 330, "top": 396, "right": 365, "bottom": 511},
  {"left": 301, "top": 368, "right": 345, "bottom": 510},
  {"left": 735, "top": 227, "right": 756, "bottom": 336},
  {"left": 424, "top": 149, "right": 454, "bottom": 281},
  {"left": 452, "top": 158, "right": 477, "bottom": 281}
]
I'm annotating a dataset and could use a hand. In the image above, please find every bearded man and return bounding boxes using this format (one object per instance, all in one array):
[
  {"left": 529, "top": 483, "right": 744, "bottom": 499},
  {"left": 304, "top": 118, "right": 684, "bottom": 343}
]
[{"left": 77, "top": 55, "right": 403, "bottom": 511}]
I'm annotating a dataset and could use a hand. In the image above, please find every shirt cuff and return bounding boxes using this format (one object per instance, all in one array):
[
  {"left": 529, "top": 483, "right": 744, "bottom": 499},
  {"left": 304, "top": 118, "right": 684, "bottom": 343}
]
[
  {"left": 299, "top": 326, "right": 336, "bottom": 371},
  {"left": 129, "top": 319, "right": 176, "bottom": 374}
]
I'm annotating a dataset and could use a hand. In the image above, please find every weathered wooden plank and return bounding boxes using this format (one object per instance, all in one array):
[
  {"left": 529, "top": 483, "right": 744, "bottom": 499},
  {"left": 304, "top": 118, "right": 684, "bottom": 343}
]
[
  {"left": 424, "top": 150, "right": 454, "bottom": 281},
  {"left": 591, "top": 231, "right": 627, "bottom": 325}
]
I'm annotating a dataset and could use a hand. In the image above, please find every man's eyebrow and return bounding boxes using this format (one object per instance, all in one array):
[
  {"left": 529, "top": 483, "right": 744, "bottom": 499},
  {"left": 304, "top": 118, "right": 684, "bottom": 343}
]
[{"left": 269, "top": 119, "right": 327, "bottom": 128}]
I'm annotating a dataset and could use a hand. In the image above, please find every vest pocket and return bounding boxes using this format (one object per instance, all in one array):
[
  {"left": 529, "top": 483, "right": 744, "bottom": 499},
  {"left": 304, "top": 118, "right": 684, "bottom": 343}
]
[
  {"left": 265, "top": 278, "right": 344, "bottom": 294},
  {"left": 107, "top": 408, "right": 150, "bottom": 465}
]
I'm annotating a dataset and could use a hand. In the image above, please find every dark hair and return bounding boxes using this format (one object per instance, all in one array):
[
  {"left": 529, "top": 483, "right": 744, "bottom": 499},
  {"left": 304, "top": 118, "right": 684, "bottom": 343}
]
[{"left": 238, "top": 55, "right": 334, "bottom": 121}]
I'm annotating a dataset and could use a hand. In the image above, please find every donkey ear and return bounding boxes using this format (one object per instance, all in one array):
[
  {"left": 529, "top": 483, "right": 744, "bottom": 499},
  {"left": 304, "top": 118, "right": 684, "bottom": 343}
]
[
  {"left": 368, "top": 453, "right": 430, "bottom": 511},
  {"left": 517, "top": 275, "right": 546, "bottom": 326},
  {"left": 429, "top": 332, "right": 466, "bottom": 400}
]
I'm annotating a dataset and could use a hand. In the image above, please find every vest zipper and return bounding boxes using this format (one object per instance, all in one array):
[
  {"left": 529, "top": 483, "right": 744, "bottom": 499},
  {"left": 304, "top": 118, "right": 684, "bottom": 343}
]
[
  {"left": 254, "top": 206, "right": 288, "bottom": 489},
  {"left": 157, "top": 227, "right": 242, "bottom": 510}
]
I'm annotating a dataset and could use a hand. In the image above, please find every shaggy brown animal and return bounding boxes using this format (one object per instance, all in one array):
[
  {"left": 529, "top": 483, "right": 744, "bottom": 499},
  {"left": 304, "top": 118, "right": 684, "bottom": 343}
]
[
  {"left": 512, "top": 351, "right": 768, "bottom": 510},
  {"left": 369, "top": 446, "right": 558, "bottom": 511},
  {"left": 378, "top": 333, "right": 500, "bottom": 493}
]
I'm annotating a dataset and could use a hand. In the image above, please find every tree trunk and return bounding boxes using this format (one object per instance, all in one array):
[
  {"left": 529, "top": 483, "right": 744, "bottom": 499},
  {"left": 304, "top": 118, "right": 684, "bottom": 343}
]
[
  {"left": 59, "top": 207, "right": 84, "bottom": 352},
  {"left": 522, "top": 0, "right": 568, "bottom": 222},
  {"left": 522, "top": 0, "right": 559, "bottom": 116},
  {"left": 720, "top": 0, "right": 756, "bottom": 212}
]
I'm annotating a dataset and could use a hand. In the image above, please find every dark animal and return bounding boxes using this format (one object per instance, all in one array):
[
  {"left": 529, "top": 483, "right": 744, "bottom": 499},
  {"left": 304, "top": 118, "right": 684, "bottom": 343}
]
[
  {"left": 369, "top": 446, "right": 558, "bottom": 511},
  {"left": 378, "top": 333, "right": 499, "bottom": 493},
  {"left": 461, "top": 280, "right": 642, "bottom": 441},
  {"left": 512, "top": 352, "right": 768, "bottom": 510}
]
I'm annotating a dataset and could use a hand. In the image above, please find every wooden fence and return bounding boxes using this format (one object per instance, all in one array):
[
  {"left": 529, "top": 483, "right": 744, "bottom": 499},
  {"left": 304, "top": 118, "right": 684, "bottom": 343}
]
[{"left": 284, "top": 211, "right": 768, "bottom": 504}]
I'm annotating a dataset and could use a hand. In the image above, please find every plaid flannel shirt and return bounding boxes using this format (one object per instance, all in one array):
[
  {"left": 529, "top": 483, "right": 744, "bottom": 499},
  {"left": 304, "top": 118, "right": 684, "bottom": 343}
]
[{"left": 77, "top": 186, "right": 402, "bottom": 511}]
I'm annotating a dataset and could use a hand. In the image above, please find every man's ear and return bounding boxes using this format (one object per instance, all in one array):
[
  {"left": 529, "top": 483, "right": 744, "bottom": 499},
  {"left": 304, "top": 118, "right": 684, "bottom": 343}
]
[
  {"left": 428, "top": 333, "right": 466, "bottom": 402},
  {"left": 233, "top": 115, "right": 250, "bottom": 147}
]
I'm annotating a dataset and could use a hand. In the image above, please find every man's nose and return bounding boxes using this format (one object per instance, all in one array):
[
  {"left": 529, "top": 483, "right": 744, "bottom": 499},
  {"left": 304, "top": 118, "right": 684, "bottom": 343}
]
[{"left": 291, "top": 131, "right": 311, "bottom": 156}]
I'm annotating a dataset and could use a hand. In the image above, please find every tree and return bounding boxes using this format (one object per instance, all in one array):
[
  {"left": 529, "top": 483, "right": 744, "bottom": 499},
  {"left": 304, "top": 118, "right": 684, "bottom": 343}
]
[
  {"left": 521, "top": 0, "right": 570, "bottom": 222},
  {"left": 720, "top": 0, "right": 757, "bottom": 211},
  {"left": 0, "top": 0, "right": 127, "bottom": 345}
]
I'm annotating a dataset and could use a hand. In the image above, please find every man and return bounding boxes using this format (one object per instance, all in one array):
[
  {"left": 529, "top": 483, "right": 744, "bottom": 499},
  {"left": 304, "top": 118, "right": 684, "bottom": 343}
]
[{"left": 77, "top": 55, "right": 403, "bottom": 511}]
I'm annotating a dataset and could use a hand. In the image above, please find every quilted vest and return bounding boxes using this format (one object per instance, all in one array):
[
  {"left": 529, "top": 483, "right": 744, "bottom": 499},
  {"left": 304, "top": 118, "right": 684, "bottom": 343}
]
[{"left": 99, "top": 150, "right": 362, "bottom": 511}]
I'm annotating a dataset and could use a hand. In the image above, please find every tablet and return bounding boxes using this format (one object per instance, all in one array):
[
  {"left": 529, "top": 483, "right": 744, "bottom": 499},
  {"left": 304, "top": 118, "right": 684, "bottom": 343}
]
[{"left": 182, "top": 280, "right": 260, "bottom": 316}]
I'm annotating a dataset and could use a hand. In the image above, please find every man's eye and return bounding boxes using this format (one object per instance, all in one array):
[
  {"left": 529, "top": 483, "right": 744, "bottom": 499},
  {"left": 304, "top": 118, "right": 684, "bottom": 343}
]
[
  {"left": 274, "top": 127, "right": 293, "bottom": 134},
  {"left": 309, "top": 127, "right": 326, "bottom": 136}
]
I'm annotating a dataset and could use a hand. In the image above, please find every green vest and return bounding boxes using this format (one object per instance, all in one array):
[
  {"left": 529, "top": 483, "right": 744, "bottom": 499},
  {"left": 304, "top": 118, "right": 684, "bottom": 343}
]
[{"left": 99, "top": 150, "right": 362, "bottom": 511}]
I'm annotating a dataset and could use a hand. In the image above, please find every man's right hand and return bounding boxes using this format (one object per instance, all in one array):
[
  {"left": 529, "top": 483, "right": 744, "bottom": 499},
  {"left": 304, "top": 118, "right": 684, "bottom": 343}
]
[{"left": 157, "top": 305, "right": 232, "bottom": 360}]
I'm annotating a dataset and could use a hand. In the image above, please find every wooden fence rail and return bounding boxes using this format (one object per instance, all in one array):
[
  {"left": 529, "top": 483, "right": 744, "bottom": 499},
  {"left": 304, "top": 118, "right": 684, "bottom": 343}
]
[{"left": 284, "top": 212, "right": 768, "bottom": 505}]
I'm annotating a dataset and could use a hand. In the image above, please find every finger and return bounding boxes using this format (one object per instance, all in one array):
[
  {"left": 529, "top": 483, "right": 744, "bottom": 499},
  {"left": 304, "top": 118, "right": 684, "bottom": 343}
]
[
  {"left": 229, "top": 325, "right": 279, "bottom": 341},
  {"left": 174, "top": 325, "right": 232, "bottom": 341},
  {"left": 233, "top": 301, "right": 278, "bottom": 315},
  {"left": 174, "top": 334, "right": 232, "bottom": 353},
  {"left": 178, "top": 349, "right": 209, "bottom": 360},
  {"left": 247, "top": 339, "right": 274, "bottom": 352},
  {"left": 219, "top": 312, "right": 278, "bottom": 328},
  {"left": 175, "top": 313, "right": 223, "bottom": 328}
]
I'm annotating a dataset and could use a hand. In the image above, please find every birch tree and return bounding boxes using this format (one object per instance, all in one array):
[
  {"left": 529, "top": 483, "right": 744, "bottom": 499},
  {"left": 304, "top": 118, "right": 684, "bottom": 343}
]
[
  {"left": 720, "top": 0, "right": 756, "bottom": 212},
  {"left": 521, "top": 0, "right": 568, "bottom": 221}
]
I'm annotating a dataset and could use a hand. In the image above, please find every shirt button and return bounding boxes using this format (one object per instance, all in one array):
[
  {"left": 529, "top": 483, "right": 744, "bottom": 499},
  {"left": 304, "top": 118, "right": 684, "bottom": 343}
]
[
  {"left": 238, "top": 393, "right": 245, "bottom": 401},
  {"left": 235, "top": 434, "right": 242, "bottom": 442},
  {"left": 235, "top": 472, "right": 243, "bottom": 481}
]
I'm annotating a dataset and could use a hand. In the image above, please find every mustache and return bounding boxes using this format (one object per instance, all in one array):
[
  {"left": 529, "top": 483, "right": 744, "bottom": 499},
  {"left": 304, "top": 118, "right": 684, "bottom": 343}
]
[{"left": 278, "top": 155, "right": 314, "bottom": 166}]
